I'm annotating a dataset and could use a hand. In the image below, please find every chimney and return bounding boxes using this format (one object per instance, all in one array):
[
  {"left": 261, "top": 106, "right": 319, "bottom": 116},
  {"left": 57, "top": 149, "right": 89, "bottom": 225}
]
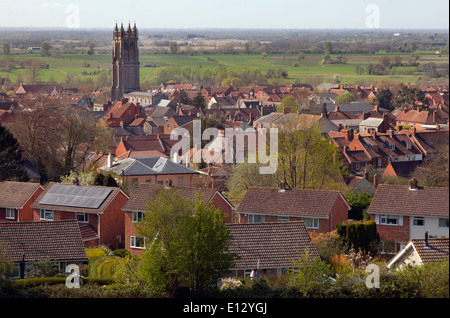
[
  {"left": 374, "top": 104, "right": 379, "bottom": 112},
  {"left": 410, "top": 126, "right": 416, "bottom": 136},
  {"left": 342, "top": 129, "right": 352, "bottom": 141},
  {"left": 279, "top": 180, "right": 286, "bottom": 192},
  {"left": 409, "top": 178, "right": 418, "bottom": 191},
  {"left": 72, "top": 177, "right": 79, "bottom": 186},
  {"left": 364, "top": 169, "right": 369, "bottom": 180},
  {"left": 106, "top": 153, "right": 113, "bottom": 168},
  {"left": 334, "top": 105, "right": 340, "bottom": 112},
  {"left": 387, "top": 129, "right": 394, "bottom": 137},
  {"left": 121, "top": 98, "right": 128, "bottom": 105},
  {"left": 424, "top": 231, "right": 430, "bottom": 248},
  {"left": 283, "top": 107, "right": 291, "bottom": 114},
  {"left": 373, "top": 173, "right": 379, "bottom": 188},
  {"left": 433, "top": 110, "right": 438, "bottom": 123}
]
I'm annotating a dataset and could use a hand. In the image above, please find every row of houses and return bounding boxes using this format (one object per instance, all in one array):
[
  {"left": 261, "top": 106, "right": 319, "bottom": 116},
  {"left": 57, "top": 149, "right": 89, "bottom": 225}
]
[{"left": 0, "top": 177, "right": 448, "bottom": 278}]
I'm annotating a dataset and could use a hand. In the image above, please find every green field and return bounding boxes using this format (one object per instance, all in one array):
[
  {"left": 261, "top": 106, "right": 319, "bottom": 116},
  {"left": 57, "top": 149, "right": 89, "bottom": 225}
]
[{"left": 1, "top": 51, "right": 448, "bottom": 87}]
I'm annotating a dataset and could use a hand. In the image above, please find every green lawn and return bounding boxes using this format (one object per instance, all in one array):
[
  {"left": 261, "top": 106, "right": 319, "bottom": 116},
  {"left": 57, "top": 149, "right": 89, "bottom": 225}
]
[{"left": 1, "top": 51, "right": 448, "bottom": 86}]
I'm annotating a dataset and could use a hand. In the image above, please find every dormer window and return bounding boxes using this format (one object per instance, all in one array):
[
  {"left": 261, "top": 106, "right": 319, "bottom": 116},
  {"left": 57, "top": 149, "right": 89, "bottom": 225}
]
[
  {"left": 390, "top": 144, "right": 396, "bottom": 151},
  {"left": 406, "top": 143, "right": 412, "bottom": 150}
]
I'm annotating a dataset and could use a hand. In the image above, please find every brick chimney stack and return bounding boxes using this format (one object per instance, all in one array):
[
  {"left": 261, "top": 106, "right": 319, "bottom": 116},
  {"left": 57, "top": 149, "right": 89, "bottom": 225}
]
[
  {"left": 409, "top": 178, "right": 418, "bottom": 191},
  {"left": 279, "top": 180, "right": 286, "bottom": 192}
]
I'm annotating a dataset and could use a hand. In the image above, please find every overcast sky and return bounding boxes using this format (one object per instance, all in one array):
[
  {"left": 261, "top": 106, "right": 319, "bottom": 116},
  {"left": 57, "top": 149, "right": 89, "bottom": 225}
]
[{"left": 1, "top": 0, "right": 448, "bottom": 30}]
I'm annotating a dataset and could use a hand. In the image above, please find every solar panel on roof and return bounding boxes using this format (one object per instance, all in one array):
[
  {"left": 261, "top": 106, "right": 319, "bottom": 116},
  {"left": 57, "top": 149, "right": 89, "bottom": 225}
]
[{"left": 39, "top": 184, "right": 112, "bottom": 209}]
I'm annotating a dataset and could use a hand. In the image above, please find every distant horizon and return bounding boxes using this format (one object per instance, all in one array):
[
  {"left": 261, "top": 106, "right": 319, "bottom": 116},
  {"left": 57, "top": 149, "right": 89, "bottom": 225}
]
[
  {"left": 1, "top": 0, "right": 448, "bottom": 30},
  {"left": 1, "top": 26, "right": 448, "bottom": 32}
]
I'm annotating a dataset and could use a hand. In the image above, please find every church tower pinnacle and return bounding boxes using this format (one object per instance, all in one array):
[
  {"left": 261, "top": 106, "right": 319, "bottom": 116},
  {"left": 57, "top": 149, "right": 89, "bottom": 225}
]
[{"left": 111, "top": 22, "right": 140, "bottom": 101}]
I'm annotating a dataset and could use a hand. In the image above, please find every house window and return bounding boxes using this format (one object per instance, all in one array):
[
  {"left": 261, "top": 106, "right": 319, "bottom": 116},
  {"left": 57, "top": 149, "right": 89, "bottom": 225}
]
[
  {"left": 380, "top": 215, "right": 399, "bottom": 225},
  {"left": 130, "top": 236, "right": 145, "bottom": 249},
  {"left": 132, "top": 211, "right": 144, "bottom": 223},
  {"left": 390, "top": 144, "right": 396, "bottom": 151},
  {"left": 278, "top": 216, "right": 290, "bottom": 222},
  {"left": 377, "top": 158, "right": 382, "bottom": 167},
  {"left": 76, "top": 213, "right": 89, "bottom": 223},
  {"left": 177, "top": 176, "right": 184, "bottom": 186},
  {"left": 5, "top": 208, "right": 16, "bottom": 220},
  {"left": 248, "top": 214, "right": 265, "bottom": 223},
  {"left": 355, "top": 162, "right": 360, "bottom": 171},
  {"left": 40, "top": 209, "right": 54, "bottom": 221},
  {"left": 439, "top": 218, "right": 449, "bottom": 228},
  {"left": 145, "top": 178, "right": 152, "bottom": 183},
  {"left": 303, "top": 217, "right": 319, "bottom": 229},
  {"left": 413, "top": 217, "right": 425, "bottom": 227}
]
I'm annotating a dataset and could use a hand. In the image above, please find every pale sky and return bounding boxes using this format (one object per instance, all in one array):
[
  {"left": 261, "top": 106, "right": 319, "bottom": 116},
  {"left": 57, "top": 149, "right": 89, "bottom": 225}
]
[{"left": 1, "top": 0, "right": 448, "bottom": 30}]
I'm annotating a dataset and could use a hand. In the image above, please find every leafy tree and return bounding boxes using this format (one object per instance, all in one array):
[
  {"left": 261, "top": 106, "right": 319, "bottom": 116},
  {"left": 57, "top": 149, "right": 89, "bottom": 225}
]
[
  {"left": 344, "top": 191, "right": 373, "bottom": 220},
  {"left": 169, "top": 41, "right": 178, "bottom": 54},
  {"left": 136, "top": 187, "right": 236, "bottom": 297},
  {"left": 375, "top": 88, "right": 394, "bottom": 111},
  {"left": 334, "top": 92, "right": 355, "bottom": 104},
  {"left": 87, "top": 42, "right": 95, "bottom": 55},
  {"left": 288, "top": 249, "right": 333, "bottom": 297},
  {"left": 277, "top": 96, "right": 299, "bottom": 113},
  {"left": 378, "top": 55, "right": 391, "bottom": 68},
  {"left": 392, "top": 83, "right": 425, "bottom": 108},
  {"left": 2, "top": 42, "right": 10, "bottom": 55},
  {"left": 323, "top": 41, "right": 332, "bottom": 54},
  {"left": 278, "top": 118, "right": 345, "bottom": 190},
  {"left": 413, "top": 144, "right": 449, "bottom": 187},
  {"left": 40, "top": 41, "right": 51, "bottom": 57},
  {"left": 226, "top": 160, "right": 280, "bottom": 205},
  {"left": 174, "top": 90, "right": 190, "bottom": 105},
  {"left": 191, "top": 91, "right": 205, "bottom": 109},
  {"left": 0, "top": 124, "right": 27, "bottom": 181},
  {"left": 335, "top": 220, "right": 379, "bottom": 255}
]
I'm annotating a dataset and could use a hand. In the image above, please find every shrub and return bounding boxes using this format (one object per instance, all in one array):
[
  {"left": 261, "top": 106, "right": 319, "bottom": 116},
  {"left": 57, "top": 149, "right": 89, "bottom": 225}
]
[{"left": 112, "top": 249, "right": 131, "bottom": 258}]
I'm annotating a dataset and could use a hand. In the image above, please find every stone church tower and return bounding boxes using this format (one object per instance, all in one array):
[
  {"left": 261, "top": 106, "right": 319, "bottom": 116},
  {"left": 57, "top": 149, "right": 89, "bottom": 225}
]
[{"left": 111, "top": 23, "right": 140, "bottom": 101}]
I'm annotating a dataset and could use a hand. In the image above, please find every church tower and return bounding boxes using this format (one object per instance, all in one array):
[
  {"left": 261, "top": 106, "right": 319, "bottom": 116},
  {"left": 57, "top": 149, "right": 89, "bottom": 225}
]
[{"left": 111, "top": 22, "right": 140, "bottom": 101}]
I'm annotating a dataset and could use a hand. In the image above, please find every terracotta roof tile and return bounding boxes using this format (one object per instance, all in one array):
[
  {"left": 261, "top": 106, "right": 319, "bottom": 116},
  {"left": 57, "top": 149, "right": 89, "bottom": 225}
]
[
  {"left": 226, "top": 222, "right": 320, "bottom": 269},
  {"left": 237, "top": 187, "right": 347, "bottom": 218},
  {"left": 0, "top": 181, "right": 43, "bottom": 209},
  {"left": 0, "top": 220, "right": 88, "bottom": 262},
  {"left": 122, "top": 184, "right": 219, "bottom": 212},
  {"left": 412, "top": 238, "right": 449, "bottom": 263},
  {"left": 368, "top": 184, "right": 449, "bottom": 217}
]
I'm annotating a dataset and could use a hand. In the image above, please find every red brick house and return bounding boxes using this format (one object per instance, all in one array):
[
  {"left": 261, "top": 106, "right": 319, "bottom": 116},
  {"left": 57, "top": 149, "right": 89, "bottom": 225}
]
[
  {"left": 236, "top": 184, "right": 351, "bottom": 234},
  {"left": 163, "top": 115, "right": 196, "bottom": 135},
  {"left": 102, "top": 98, "right": 145, "bottom": 127},
  {"left": 0, "top": 181, "right": 44, "bottom": 223},
  {"left": 30, "top": 183, "right": 129, "bottom": 249},
  {"left": 367, "top": 178, "right": 449, "bottom": 255},
  {"left": 121, "top": 183, "right": 235, "bottom": 256}
]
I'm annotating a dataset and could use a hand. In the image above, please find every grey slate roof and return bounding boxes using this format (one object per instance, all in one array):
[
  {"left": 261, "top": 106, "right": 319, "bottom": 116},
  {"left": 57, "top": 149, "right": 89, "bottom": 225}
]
[{"left": 102, "top": 157, "right": 200, "bottom": 176}]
